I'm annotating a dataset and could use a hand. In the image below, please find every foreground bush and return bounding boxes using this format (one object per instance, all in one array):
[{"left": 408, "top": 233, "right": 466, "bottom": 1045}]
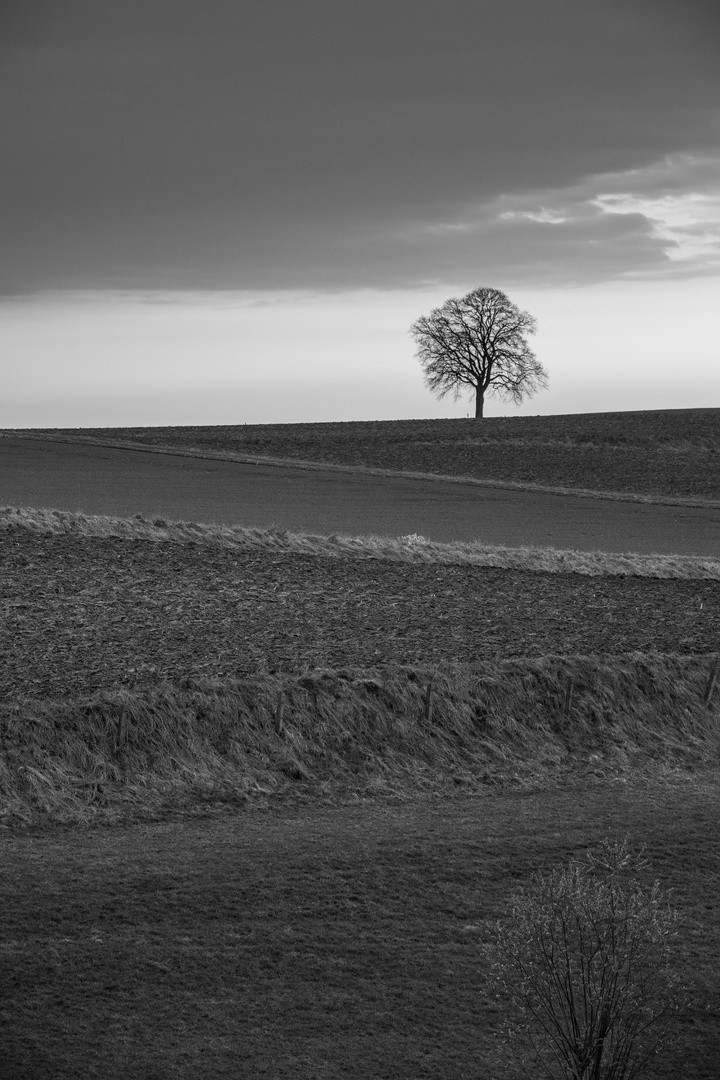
[{"left": 486, "top": 838, "right": 681, "bottom": 1079}]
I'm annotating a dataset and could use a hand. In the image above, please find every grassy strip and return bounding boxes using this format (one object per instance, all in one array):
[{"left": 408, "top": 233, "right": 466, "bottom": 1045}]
[
  {"left": 4, "top": 505, "right": 720, "bottom": 579},
  {"left": 2, "top": 653, "right": 719, "bottom": 826}
]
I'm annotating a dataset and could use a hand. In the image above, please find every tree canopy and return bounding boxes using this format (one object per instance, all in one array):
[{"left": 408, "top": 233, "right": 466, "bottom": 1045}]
[{"left": 410, "top": 287, "right": 548, "bottom": 418}]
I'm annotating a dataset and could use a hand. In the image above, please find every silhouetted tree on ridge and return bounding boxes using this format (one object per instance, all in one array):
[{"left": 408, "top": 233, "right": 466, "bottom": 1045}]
[{"left": 410, "top": 286, "right": 548, "bottom": 418}]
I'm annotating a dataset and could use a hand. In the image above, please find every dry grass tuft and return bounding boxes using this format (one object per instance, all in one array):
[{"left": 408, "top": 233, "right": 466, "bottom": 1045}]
[
  {"left": 2, "top": 653, "right": 719, "bottom": 826},
  {"left": 2, "top": 505, "right": 719, "bottom": 580}
]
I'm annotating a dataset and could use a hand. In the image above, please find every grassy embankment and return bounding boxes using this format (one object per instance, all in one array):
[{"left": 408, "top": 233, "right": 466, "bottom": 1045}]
[{"left": 3, "top": 648, "right": 719, "bottom": 828}]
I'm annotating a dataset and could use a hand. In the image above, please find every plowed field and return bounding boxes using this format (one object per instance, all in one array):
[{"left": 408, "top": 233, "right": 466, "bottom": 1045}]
[{"left": 2, "top": 530, "right": 717, "bottom": 703}]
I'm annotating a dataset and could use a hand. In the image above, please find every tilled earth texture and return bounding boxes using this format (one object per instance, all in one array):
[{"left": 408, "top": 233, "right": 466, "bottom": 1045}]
[{"left": 2, "top": 530, "right": 717, "bottom": 703}]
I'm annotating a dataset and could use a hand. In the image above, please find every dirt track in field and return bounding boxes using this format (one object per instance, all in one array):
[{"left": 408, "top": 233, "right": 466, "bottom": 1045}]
[{"left": 3, "top": 436, "right": 720, "bottom": 557}]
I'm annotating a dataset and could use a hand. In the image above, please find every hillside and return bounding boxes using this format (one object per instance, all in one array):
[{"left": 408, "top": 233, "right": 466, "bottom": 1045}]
[{"left": 26, "top": 408, "right": 720, "bottom": 501}]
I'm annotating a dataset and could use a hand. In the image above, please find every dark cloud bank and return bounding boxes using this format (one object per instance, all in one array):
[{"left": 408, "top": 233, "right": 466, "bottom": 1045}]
[{"left": 1, "top": 0, "right": 718, "bottom": 293}]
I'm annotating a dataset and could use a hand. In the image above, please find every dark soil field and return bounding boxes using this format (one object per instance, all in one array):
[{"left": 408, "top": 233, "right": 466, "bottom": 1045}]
[
  {"left": 1, "top": 530, "right": 718, "bottom": 703},
  {"left": 31, "top": 407, "right": 720, "bottom": 501}
]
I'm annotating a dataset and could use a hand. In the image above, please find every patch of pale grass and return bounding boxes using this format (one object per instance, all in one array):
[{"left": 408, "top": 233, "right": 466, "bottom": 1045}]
[{"left": 2, "top": 505, "right": 719, "bottom": 580}]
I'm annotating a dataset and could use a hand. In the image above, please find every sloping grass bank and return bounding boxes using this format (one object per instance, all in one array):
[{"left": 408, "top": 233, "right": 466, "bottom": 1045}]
[
  {"left": 4, "top": 505, "right": 720, "bottom": 579},
  {"left": 2, "top": 654, "right": 718, "bottom": 826}
]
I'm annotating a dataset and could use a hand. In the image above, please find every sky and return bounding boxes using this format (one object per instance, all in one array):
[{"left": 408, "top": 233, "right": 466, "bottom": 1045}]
[{"left": 1, "top": 0, "right": 719, "bottom": 427}]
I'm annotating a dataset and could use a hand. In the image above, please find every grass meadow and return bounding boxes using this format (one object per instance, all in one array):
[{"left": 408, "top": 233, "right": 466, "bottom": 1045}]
[{"left": 2, "top": 410, "right": 720, "bottom": 1078}]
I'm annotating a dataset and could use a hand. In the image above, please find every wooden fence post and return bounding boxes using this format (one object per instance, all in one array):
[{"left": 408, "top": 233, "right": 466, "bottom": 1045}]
[
  {"left": 564, "top": 679, "right": 575, "bottom": 717},
  {"left": 424, "top": 678, "right": 434, "bottom": 724},
  {"left": 116, "top": 705, "right": 127, "bottom": 750},
  {"left": 704, "top": 662, "right": 719, "bottom": 708},
  {"left": 275, "top": 690, "right": 285, "bottom": 735}
]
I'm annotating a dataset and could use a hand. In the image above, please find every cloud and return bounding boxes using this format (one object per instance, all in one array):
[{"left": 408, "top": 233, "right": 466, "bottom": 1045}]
[
  {"left": 1, "top": 289, "right": 337, "bottom": 309},
  {"left": 1, "top": 3, "right": 718, "bottom": 293},
  {"left": 3, "top": 155, "right": 719, "bottom": 298},
  {"left": 383, "top": 154, "right": 720, "bottom": 287}
]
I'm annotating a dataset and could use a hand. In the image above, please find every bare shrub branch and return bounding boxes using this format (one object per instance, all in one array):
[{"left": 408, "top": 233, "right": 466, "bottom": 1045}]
[{"left": 485, "top": 838, "right": 682, "bottom": 1079}]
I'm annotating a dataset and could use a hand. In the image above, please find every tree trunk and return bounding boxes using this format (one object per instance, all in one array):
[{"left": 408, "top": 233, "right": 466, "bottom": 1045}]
[{"left": 475, "top": 386, "right": 484, "bottom": 418}]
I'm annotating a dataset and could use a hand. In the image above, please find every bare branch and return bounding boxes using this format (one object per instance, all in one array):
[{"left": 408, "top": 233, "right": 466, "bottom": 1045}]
[{"left": 485, "top": 838, "right": 683, "bottom": 1079}]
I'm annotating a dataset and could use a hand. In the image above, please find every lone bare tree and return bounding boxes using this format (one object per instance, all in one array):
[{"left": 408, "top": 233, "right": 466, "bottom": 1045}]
[{"left": 410, "top": 286, "right": 548, "bottom": 418}]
